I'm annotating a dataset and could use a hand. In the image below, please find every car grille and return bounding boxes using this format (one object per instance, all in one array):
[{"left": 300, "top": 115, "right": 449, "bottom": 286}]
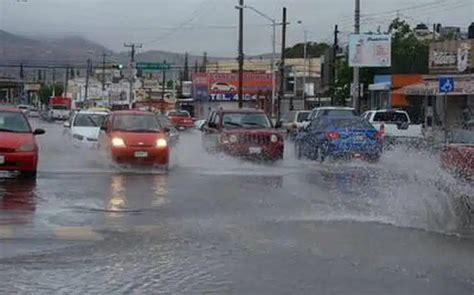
[
  {"left": 0, "top": 147, "right": 16, "bottom": 153},
  {"left": 239, "top": 134, "right": 270, "bottom": 144}
]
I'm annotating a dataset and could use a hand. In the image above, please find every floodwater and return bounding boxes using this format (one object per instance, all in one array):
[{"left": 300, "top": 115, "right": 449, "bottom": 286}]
[{"left": 0, "top": 119, "right": 473, "bottom": 294}]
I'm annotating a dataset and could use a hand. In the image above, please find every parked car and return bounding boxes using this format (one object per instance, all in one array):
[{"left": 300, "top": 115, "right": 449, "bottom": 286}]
[
  {"left": 98, "top": 110, "right": 169, "bottom": 169},
  {"left": 362, "top": 109, "right": 423, "bottom": 145},
  {"left": 0, "top": 107, "right": 45, "bottom": 178},
  {"left": 280, "top": 110, "right": 311, "bottom": 139},
  {"left": 295, "top": 117, "right": 383, "bottom": 162},
  {"left": 166, "top": 110, "right": 195, "bottom": 130},
  {"left": 64, "top": 110, "right": 109, "bottom": 148},
  {"left": 210, "top": 82, "right": 236, "bottom": 92},
  {"left": 302, "top": 107, "right": 357, "bottom": 129},
  {"left": 201, "top": 109, "right": 284, "bottom": 161},
  {"left": 441, "top": 129, "right": 474, "bottom": 180}
]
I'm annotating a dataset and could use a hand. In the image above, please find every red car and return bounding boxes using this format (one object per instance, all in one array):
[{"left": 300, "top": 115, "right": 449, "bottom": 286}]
[
  {"left": 0, "top": 107, "right": 45, "bottom": 178},
  {"left": 99, "top": 110, "right": 170, "bottom": 169},
  {"left": 201, "top": 109, "right": 284, "bottom": 161},
  {"left": 441, "top": 130, "right": 474, "bottom": 179},
  {"left": 167, "top": 110, "right": 194, "bottom": 130}
]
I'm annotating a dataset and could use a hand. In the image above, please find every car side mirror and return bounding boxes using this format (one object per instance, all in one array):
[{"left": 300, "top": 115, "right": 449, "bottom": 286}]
[
  {"left": 33, "top": 129, "right": 45, "bottom": 136},
  {"left": 63, "top": 121, "right": 71, "bottom": 128}
]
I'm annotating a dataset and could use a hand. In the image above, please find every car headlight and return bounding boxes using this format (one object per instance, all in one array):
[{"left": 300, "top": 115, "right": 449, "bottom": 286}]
[
  {"left": 270, "top": 134, "right": 279, "bottom": 143},
  {"left": 73, "top": 134, "right": 84, "bottom": 141},
  {"left": 229, "top": 135, "right": 238, "bottom": 144},
  {"left": 17, "top": 143, "right": 35, "bottom": 152},
  {"left": 112, "top": 137, "right": 126, "bottom": 147},
  {"left": 156, "top": 138, "right": 167, "bottom": 148}
]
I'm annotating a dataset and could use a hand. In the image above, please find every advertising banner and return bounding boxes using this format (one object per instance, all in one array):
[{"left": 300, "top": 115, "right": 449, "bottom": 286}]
[
  {"left": 349, "top": 34, "right": 392, "bottom": 67},
  {"left": 193, "top": 72, "right": 272, "bottom": 101}
]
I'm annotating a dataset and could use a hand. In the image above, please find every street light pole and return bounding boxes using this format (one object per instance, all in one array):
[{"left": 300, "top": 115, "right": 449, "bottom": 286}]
[
  {"left": 352, "top": 0, "right": 361, "bottom": 111},
  {"left": 303, "top": 30, "right": 308, "bottom": 110},
  {"left": 238, "top": 0, "right": 244, "bottom": 109}
]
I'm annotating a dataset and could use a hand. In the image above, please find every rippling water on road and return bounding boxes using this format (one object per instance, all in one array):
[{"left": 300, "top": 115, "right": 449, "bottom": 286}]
[{"left": 0, "top": 120, "right": 473, "bottom": 294}]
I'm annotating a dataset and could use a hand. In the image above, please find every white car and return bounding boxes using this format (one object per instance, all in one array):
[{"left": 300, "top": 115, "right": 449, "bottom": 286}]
[
  {"left": 50, "top": 105, "right": 70, "bottom": 121},
  {"left": 64, "top": 110, "right": 109, "bottom": 147},
  {"left": 211, "top": 82, "right": 236, "bottom": 92},
  {"left": 362, "top": 109, "right": 423, "bottom": 139}
]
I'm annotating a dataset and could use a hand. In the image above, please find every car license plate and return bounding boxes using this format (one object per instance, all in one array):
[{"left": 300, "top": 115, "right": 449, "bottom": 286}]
[
  {"left": 354, "top": 135, "right": 365, "bottom": 141},
  {"left": 0, "top": 156, "right": 4, "bottom": 165},
  {"left": 353, "top": 153, "right": 362, "bottom": 159},
  {"left": 249, "top": 147, "right": 262, "bottom": 154},
  {"left": 134, "top": 151, "right": 148, "bottom": 158}
]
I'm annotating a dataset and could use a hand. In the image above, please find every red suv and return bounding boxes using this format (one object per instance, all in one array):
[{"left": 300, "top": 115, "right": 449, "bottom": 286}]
[
  {"left": 0, "top": 107, "right": 45, "bottom": 178},
  {"left": 201, "top": 109, "right": 284, "bottom": 161}
]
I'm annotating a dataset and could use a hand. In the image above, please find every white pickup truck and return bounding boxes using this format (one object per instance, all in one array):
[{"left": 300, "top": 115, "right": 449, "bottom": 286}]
[{"left": 362, "top": 109, "right": 423, "bottom": 140}]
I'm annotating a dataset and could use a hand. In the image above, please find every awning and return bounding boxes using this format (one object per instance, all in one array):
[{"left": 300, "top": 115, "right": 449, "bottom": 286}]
[
  {"left": 369, "top": 82, "right": 391, "bottom": 91},
  {"left": 403, "top": 80, "right": 474, "bottom": 96}
]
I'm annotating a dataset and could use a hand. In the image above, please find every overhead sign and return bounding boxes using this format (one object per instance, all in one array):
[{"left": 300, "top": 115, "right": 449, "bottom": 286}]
[
  {"left": 349, "top": 34, "right": 392, "bottom": 67},
  {"left": 136, "top": 62, "right": 171, "bottom": 70},
  {"left": 429, "top": 40, "right": 474, "bottom": 73},
  {"left": 439, "top": 77, "right": 454, "bottom": 93}
]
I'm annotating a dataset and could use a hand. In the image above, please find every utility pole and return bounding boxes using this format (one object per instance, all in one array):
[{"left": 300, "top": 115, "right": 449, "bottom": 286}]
[
  {"left": 303, "top": 30, "right": 308, "bottom": 110},
  {"left": 332, "top": 24, "right": 339, "bottom": 105},
  {"left": 238, "top": 0, "right": 244, "bottom": 109},
  {"left": 85, "top": 58, "right": 91, "bottom": 102},
  {"left": 124, "top": 43, "right": 143, "bottom": 105},
  {"left": 162, "top": 60, "right": 167, "bottom": 100},
  {"left": 52, "top": 68, "right": 56, "bottom": 97},
  {"left": 101, "top": 52, "right": 107, "bottom": 91},
  {"left": 277, "top": 7, "right": 287, "bottom": 121},
  {"left": 65, "top": 65, "right": 69, "bottom": 97},
  {"left": 352, "top": 0, "right": 360, "bottom": 112}
]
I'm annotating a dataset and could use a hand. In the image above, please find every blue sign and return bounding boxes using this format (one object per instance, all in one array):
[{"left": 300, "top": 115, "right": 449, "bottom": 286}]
[{"left": 439, "top": 77, "right": 454, "bottom": 93}]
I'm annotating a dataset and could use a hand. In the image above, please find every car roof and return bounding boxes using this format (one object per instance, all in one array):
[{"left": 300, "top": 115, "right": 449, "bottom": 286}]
[
  {"left": 76, "top": 110, "right": 109, "bottom": 115},
  {"left": 112, "top": 110, "right": 155, "bottom": 116},
  {"left": 370, "top": 109, "right": 407, "bottom": 113},
  {"left": 216, "top": 108, "right": 266, "bottom": 114},
  {"left": 312, "top": 107, "right": 355, "bottom": 111},
  {"left": 0, "top": 107, "right": 22, "bottom": 113}
]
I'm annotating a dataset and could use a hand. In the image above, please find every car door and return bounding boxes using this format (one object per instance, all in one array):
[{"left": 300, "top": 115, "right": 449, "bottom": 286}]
[{"left": 98, "top": 115, "right": 112, "bottom": 151}]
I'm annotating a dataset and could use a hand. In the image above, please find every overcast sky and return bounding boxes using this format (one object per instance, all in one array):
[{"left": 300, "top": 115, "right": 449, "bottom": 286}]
[{"left": 0, "top": 0, "right": 473, "bottom": 57}]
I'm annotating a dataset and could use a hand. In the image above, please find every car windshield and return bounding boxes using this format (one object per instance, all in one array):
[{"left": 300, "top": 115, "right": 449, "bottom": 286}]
[
  {"left": 113, "top": 114, "right": 161, "bottom": 132},
  {"left": 373, "top": 112, "right": 409, "bottom": 123},
  {"left": 168, "top": 111, "right": 190, "bottom": 117},
  {"left": 223, "top": 113, "right": 271, "bottom": 128},
  {"left": 0, "top": 111, "right": 31, "bottom": 133},
  {"left": 73, "top": 114, "right": 107, "bottom": 127},
  {"left": 52, "top": 105, "right": 68, "bottom": 110},
  {"left": 297, "top": 112, "right": 310, "bottom": 122}
]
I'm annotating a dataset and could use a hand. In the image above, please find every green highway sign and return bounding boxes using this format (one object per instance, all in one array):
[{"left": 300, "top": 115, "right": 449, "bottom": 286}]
[{"left": 136, "top": 62, "right": 171, "bottom": 70}]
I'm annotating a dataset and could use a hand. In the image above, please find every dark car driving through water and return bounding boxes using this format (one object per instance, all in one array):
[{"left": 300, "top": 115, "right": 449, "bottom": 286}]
[{"left": 201, "top": 109, "right": 284, "bottom": 161}]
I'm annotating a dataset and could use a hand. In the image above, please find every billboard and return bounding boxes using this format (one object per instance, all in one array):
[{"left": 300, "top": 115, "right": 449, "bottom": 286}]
[
  {"left": 349, "top": 34, "right": 391, "bottom": 67},
  {"left": 192, "top": 72, "right": 272, "bottom": 102}
]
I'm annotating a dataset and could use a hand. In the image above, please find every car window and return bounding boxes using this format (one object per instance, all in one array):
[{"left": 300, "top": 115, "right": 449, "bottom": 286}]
[
  {"left": 283, "top": 112, "right": 296, "bottom": 122},
  {"left": 321, "top": 109, "right": 357, "bottom": 117},
  {"left": 0, "top": 111, "right": 31, "bottom": 133},
  {"left": 222, "top": 113, "right": 271, "bottom": 129},
  {"left": 449, "top": 130, "right": 474, "bottom": 144},
  {"left": 112, "top": 114, "right": 161, "bottom": 132},
  {"left": 73, "top": 114, "right": 107, "bottom": 127},
  {"left": 296, "top": 112, "right": 310, "bottom": 122},
  {"left": 373, "top": 112, "right": 409, "bottom": 123},
  {"left": 168, "top": 111, "right": 190, "bottom": 117},
  {"left": 52, "top": 105, "right": 68, "bottom": 110}
]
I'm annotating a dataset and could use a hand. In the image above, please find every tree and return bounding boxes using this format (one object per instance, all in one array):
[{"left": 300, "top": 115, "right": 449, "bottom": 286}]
[
  {"left": 38, "top": 84, "right": 64, "bottom": 105},
  {"left": 284, "top": 42, "right": 330, "bottom": 58},
  {"left": 388, "top": 18, "right": 429, "bottom": 74}
]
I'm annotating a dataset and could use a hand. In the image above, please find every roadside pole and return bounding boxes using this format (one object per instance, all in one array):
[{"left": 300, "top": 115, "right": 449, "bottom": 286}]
[
  {"left": 238, "top": 0, "right": 244, "bottom": 109},
  {"left": 277, "top": 7, "right": 287, "bottom": 123},
  {"left": 444, "top": 92, "right": 448, "bottom": 144},
  {"left": 85, "top": 59, "right": 91, "bottom": 103},
  {"left": 352, "top": 0, "right": 360, "bottom": 111}
]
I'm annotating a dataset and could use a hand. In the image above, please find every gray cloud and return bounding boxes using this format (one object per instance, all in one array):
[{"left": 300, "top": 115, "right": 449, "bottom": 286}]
[{"left": 0, "top": 0, "right": 472, "bottom": 56}]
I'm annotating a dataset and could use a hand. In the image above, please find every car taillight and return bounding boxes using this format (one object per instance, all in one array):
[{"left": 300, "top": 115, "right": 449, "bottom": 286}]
[
  {"left": 374, "top": 131, "right": 383, "bottom": 140},
  {"left": 326, "top": 131, "right": 340, "bottom": 140}
]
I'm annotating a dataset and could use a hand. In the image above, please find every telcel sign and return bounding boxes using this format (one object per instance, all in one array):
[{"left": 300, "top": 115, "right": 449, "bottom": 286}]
[{"left": 349, "top": 34, "right": 392, "bottom": 68}]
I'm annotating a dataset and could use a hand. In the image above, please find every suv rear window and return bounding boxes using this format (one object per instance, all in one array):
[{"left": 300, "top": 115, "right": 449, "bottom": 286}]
[
  {"left": 321, "top": 110, "right": 357, "bottom": 117},
  {"left": 373, "top": 112, "right": 408, "bottom": 123}
]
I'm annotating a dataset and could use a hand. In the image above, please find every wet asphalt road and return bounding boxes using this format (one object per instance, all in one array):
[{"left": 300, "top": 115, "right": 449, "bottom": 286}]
[{"left": 0, "top": 120, "right": 473, "bottom": 294}]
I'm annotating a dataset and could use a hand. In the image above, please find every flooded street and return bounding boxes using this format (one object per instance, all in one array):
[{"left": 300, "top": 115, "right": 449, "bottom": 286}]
[{"left": 1, "top": 120, "right": 473, "bottom": 294}]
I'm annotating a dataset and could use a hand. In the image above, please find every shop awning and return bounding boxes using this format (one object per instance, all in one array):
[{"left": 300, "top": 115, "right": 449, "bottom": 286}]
[
  {"left": 369, "top": 82, "right": 391, "bottom": 91},
  {"left": 403, "top": 80, "right": 474, "bottom": 96}
]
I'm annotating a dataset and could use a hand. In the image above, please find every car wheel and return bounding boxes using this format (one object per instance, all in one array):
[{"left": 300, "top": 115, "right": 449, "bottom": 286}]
[{"left": 21, "top": 171, "right": 37, "bottom": 179}]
